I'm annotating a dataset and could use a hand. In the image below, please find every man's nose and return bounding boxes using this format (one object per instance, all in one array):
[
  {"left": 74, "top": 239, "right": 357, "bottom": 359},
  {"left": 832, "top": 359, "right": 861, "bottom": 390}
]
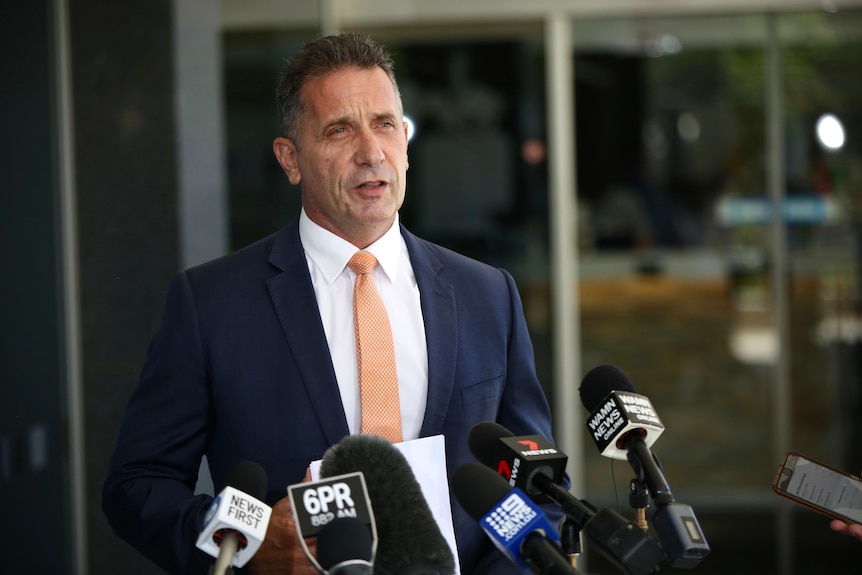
[{"left": 354, "top": 130, "right": 384, "bottom": 166}]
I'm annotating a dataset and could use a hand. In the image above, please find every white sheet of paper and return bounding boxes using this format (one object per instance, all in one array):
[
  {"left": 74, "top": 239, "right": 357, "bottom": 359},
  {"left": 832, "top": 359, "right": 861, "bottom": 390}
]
[{"left": 310, "top": 434, "right": 461, "bottom": 574}]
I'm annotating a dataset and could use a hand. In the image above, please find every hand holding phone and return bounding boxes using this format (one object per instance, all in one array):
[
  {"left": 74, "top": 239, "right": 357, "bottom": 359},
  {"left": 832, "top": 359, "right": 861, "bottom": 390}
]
[
  {"left": 829, "top": 518, "right": 862, "bottom": 542},
  {"left": 773, "top": 451, "right": 862, "bottom": 525}
]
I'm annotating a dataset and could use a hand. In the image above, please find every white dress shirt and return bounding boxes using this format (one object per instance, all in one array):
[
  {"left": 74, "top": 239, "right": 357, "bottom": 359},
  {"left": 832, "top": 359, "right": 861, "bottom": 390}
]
[{"left": 299, "top": 209, "right": 429, "bottom": 441}]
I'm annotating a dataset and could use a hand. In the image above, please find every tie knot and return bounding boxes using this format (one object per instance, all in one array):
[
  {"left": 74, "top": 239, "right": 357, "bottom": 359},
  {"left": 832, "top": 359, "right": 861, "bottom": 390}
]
[{"left": 347, "top": 251, "right": 379, "bottom": 275}]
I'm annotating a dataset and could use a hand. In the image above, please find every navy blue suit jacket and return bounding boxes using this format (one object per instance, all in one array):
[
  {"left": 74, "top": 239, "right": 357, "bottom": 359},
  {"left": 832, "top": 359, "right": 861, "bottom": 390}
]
[{"left": 103, "top": 217, "right": 563, "bottom": 574}]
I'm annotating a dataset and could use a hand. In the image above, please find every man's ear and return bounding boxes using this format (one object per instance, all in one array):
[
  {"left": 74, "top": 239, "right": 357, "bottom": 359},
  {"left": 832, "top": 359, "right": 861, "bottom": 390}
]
[
  {"left": 403, "top": 121, "right": 410, "bottom": 171},
  {"left": 273, "top": 137, "right": 302, "bottom": 185}
]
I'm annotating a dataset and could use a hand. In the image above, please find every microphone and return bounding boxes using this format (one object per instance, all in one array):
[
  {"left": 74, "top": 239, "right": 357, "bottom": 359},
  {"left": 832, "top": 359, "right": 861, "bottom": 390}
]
[
  {"left": 453, "top": 462, "right": 578, "bottom": 575},
  {"left": 468, "top": 422, "right": 568, "bottom": 505},
  {"left": 287, "top": 470, "right": 377, "bottom": 574},
  {"left": 317, "top": 516, "right": 374, "bottom": 575},
  {"left": 579, "top": 364, "right": 710, "bottom": 568},
  {"left": 319, "top": 434, "right": 456, "bottom": 575},
  {"left": 469, "top": 422, "right": 665, "bottom": 575},
  {"left": 468, "top": 423, "right": 578, "bottom": 518},
  {"left": 195, "top": 460, "right": 272, "bottom": 575},
  {"left": 579, "top": 365, "right": 665, "bottom": 465}
]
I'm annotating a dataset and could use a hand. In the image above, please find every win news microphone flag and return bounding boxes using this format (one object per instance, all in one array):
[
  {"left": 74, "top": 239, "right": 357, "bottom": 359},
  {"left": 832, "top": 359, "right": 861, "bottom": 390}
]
[
  {"left": 580, "top": 364, "right": 710, "bottom": 569},
  {"left": 196, "top": 461, "right": 273, "bottom": 574}
]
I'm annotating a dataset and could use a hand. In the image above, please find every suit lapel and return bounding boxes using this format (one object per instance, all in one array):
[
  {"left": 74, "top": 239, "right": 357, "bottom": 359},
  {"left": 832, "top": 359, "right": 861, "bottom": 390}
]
[
  {"left": 266, "top": 220, "right": 350, "bottom": 445},
  {"left": 403, "top": 228, "right": 458, "bottom": 437}
]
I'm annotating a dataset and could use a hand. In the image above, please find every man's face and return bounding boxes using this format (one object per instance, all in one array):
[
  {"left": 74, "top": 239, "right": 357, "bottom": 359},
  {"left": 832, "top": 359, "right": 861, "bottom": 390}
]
[{"left": 274, "top": 66, "right": 409, "bottom": 248}]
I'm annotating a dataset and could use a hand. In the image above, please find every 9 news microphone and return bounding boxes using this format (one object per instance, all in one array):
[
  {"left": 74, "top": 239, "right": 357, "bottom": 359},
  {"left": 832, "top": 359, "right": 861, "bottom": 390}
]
[
  {"left": 453, "top": 462, "right": 578, "bottom": 575},
  {"left": 580, "top": 364, "right": 710, "bottom": 568},
  {"left": 196, "top": 461, "right": 272, "bottom": 575},
  {"left": 319, "top": 434, "right": 456, "bottom": 575},
  {"left": 469, "top": 422, "right": 665, "bottom": 575}
]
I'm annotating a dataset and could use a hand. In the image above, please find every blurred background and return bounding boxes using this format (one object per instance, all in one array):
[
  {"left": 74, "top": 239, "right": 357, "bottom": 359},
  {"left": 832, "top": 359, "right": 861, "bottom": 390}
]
[{"left": 2, "top": 0, "right": 862, "bottom": 573}]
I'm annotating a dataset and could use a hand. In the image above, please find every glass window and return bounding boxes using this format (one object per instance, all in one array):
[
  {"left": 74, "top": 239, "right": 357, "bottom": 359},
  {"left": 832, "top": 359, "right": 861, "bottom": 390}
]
[
  {"left": 572, "top": 10, "right": 862, "bottom": 573},
  {"left": 224, "top": 30, "right": 315, "bottom": 250},
  {"left": 779, "top": 10, "right": 862, "bottom": 469},
  {"left": 393, "top": 37, "right": 554, "bottom": 390},
  {"left": 572, "top": 13, "right": 774, "bottom": 499}
]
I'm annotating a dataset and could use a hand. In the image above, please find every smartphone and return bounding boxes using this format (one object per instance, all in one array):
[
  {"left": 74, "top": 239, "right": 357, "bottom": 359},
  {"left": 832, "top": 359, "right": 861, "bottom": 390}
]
[{"left": 773, "top": 451, "right": 862, "bottom": 524}]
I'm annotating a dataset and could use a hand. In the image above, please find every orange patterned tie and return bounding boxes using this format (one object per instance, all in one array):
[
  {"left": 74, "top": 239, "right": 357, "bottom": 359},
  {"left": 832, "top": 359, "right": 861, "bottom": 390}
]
[{"left": 347, "top": 251, "right": 402, "bottom": 443}]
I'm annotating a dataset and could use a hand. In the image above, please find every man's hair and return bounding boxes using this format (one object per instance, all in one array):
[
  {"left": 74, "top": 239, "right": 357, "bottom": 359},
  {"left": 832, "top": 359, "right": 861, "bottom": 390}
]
[{"left": 276, "top": 33, "right": 401, "bottom": 146}]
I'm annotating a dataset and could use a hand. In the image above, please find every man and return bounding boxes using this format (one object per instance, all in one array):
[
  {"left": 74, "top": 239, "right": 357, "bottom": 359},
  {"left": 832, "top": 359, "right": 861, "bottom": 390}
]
[{"left": 103, "top": 33, "right": 563, "bottom": 574}]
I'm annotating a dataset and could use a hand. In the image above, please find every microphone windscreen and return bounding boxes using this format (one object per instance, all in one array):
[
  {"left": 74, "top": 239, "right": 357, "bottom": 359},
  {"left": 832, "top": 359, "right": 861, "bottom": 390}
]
[
  {"left": 579, "top": 364, "right": 637, "bottom": 411},
  {"left": 319, "top": 435, "right": 456, "bottom": 575},
  {"left": 317, "top": 516, "right": 373, "bottom": 570},
  {"left": 466, "top": 422, "right": 513, "bottom": 467},
  {"left": 225, "top": 460, "right": 268, "bottom": 500},
  {"left": 452, "top": 462, "right": 512, "bottom": 521}
]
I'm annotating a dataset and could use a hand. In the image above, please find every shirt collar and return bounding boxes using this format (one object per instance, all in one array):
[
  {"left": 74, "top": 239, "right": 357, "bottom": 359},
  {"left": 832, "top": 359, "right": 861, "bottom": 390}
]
[{"left": 299, "top": 208, "right": 402, "bottom": 284}]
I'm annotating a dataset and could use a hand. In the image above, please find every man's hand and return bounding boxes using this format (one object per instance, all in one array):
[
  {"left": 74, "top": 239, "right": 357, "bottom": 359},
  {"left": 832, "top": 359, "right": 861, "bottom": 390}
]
[
  {"left": 248, "top": 469, "right": 319, "bottom": 575},
  {"left": 829, "top": 518, "right": 862, "bottom": 543}
]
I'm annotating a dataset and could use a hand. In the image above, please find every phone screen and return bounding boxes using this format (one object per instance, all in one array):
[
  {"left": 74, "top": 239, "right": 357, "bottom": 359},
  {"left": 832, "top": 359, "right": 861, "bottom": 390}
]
[{"left": 777, "top": 453, "right": 862, "bottom": 523}]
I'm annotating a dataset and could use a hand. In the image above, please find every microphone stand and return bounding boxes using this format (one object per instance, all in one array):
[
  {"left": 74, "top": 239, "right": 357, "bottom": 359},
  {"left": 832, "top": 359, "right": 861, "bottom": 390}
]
[
  {"left": 629, "top": 478, "right": 650, "bottom": 532},
  {"left": 532, "top": 473, "right": 664, "bottom": 575},
  {"left": 559, "top": 517, "right": 583, "bottom": 570}
]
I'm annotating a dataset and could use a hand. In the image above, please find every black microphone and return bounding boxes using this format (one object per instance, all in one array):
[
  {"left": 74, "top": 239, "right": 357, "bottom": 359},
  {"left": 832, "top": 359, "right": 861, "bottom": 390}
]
[
  {"left": 453, "top": 461, "right": 578, "bottom": 575},
  {"left": 469, "top": 422, "right": 665, "bottom": 575},
  {"left": 469, "top": 422, "right": 580, "bottom": 522},
  {"left": 319, "top": 435, "right": 456, "bottom": 575},
  {"left": 468, "top": 422, "right": 569, "bottom": 504},
  {"left": 580, "top": 365, "right": 710, "bottom": 568},
  {"left": 317, "top": 516, "right": 374, "bottom": 575},
  {"left": 195, "top": 461, "right": 272, "bottom": 575}
]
